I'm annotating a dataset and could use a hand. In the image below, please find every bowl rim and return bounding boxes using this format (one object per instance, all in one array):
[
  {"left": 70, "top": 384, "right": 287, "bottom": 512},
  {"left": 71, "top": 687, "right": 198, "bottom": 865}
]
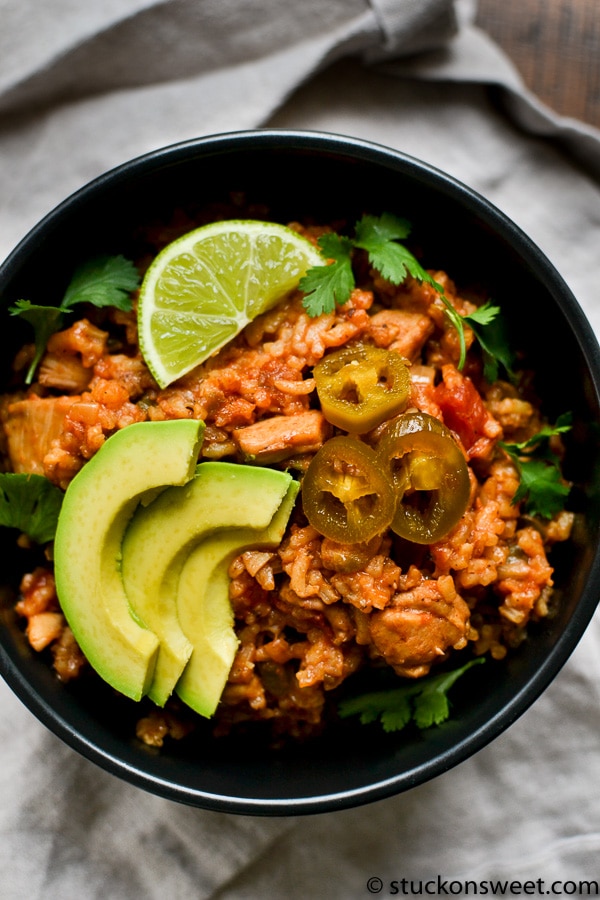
[{"left": 1, "top": 127, "right": 600, "bottom": 815}]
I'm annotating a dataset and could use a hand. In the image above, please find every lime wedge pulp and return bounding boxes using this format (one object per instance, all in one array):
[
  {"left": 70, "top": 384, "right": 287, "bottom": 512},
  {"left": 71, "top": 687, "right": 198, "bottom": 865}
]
[{"left": 137, "top": 219, "right": 325, "bottom": 388}]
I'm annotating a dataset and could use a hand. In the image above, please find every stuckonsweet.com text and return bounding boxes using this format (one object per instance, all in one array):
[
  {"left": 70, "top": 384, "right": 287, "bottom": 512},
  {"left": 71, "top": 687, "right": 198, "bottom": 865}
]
[{"left": 365, "top": 876, "right": 599, "bottom": 897}]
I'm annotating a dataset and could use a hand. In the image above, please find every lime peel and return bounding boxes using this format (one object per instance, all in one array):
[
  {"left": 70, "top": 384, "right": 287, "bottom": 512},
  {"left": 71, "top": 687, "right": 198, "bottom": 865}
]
[{"left": 138, "top": 219, "right": 325, "bottom": 388}]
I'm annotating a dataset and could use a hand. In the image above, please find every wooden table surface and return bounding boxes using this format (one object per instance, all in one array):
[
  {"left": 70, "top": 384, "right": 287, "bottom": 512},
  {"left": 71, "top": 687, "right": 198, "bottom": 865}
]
[{"left": 476, "top": 0, "right": 600, "bottom": 129}]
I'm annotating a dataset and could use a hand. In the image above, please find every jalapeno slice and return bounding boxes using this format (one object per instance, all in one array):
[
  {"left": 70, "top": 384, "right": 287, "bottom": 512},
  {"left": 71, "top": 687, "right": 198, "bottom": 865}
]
[
  {"left": 313, "top": 344, "right": 410, "bottom": 433},
  {"left": 377, "top": 410, "right": 471, "bottom": 543},
  {"left": 302, "top": 436, "right": 396, "bottom": 543}
]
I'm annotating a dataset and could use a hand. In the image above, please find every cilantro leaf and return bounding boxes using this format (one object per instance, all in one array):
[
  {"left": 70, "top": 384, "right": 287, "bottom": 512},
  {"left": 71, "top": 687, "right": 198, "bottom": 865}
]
[
  {"left": 61, "top": 255, "right": 140, "bottom": 311},
  {"left": 412, "top": 662, "right": 483, "bottom": 729},
  {"left": 9, "top": 254, "right": 140, "bottom": 384},
  {"left": 338, "top": 686, "right": 413, "bottom": 730},
  {"left": 0, "top": 473, "right": 64, "bottom": 544},
  {"left": 299, "top": 234, "right": 354, "bottom": 316},
  {"left": 413, "top": 686, "right": 450, "bottom": 730},
  {"left": 9, "top": 302, "right": 66, "bottom": 385},
  {"left": 464, "top": 302, "right": 516, "bottom": 383},
  {"left": 353, "top": 212, "right": 443, "bottom": 292},
  {"left": 500, "top": 413, "right": 572, "bottom": 518},
  {"left": 368, "top": 241, "right": 443, "bottom": 291},
  {"left": 297, "top": 213, "right": 514, "bottom": 382},
  {"left": 353, "top": 212, "right": 412, "bottom": 248},
  {"left": 463, "top": 301, "right": 500, "bottom": 328},
  {"left": 318, "top": 232, "right": 355, "bottom": 262},
  {"left": 380, "top": 697, "right": 413, "bottom": 733},
  {"left": 299, "top": 215, "right": 444, "bottom": 318},
  {"left": 338, "top": 657, "right": 485, "bottom": 733},
  {"left": 512, "top": 411, "right": 573, "bottom": 453},
  {"left": 512, "top": 459, "right": 571, "bottom": 519}
]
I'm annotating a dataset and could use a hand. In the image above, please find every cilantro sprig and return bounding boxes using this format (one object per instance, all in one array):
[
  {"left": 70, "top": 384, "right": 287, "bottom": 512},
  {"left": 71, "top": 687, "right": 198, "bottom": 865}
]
[
  {"left": 338, "top": 657, "right": 485, "bottom": 733},
  {"left": 299, "top": 213, "right": 511, "bottom": 377},
  {"left": 463, "top": 302, "right": 516, "bottom": 383},
  {"left": 9, "top": 255, "right": 140, "bottom": 384},
  {"left": 0, "top": 473, "right": 63, "bottom": 544},
  {"left": 300, "top": 233, "right": 355, "bottom": 316},
  {"left": 500, "top": 412, "right": 572, "bottom": 519},
  {"left": 300, "top": 213, "right": 443, "bottom": 318}
]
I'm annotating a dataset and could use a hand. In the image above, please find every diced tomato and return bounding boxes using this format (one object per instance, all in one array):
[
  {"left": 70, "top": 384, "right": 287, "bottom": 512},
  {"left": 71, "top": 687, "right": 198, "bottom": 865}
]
[{"left": 434, "top": 365, "right": 489, "bottom": 453}]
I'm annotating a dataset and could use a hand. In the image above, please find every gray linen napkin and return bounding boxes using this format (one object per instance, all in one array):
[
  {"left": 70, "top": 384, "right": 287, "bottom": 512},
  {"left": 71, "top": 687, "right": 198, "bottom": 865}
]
[
  {"left": 0, "top": 0, "right": 458, "bottom": 259},
  {"left": 1, "top": 1, "right": 600, "bottom": 897}
]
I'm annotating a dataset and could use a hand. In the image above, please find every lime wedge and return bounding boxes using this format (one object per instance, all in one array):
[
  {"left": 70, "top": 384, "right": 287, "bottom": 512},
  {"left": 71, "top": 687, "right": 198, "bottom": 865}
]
[{"left": 137, "top": 219, "right": 324, "bottom": 388}]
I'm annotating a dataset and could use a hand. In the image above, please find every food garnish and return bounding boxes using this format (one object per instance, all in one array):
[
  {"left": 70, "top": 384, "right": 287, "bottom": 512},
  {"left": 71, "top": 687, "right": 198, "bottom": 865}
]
[
  {"left": 137, "top": 219, "right": 324, "bottom": 388},
  {"left": 302, "top": 436, "right": 397, "bottom": 544},
  {"left": 54, "top": 420, "right": 205, "bottom": 700},
  {"left": 299, "top": 212, "right": 511, "bottom": 375},
  {"left": 338, "top": 657, "right": 485, "bottom": 733},
  {"left": 313, "top": 344, "right": 411, "bottom": 433},
  {"left": 0, "top": 472, "right": 64, "bottom": 544},
  {"left": 463, "top": 301, "right": 515, "bottom": 383},
  {"left": 299, "top": 212, "right": 443, "bottom": 317},
  {"left": 302, "top": 411, "right": 472, "bottom": 546},
  {"left": 500, "top": 413, "right": 572, "bottom": 518},
  {"left": 9, "top": 255, "right": 140, "bottom": 384},
  {"left": 174, "top": 478, "right": 299, "bottom": 718},
  {"left": 120, "top": 458, "right": 298, "bottom": 711},
  {"left": 50, "top": 415, "right": 298, "bottom": 709},
  {"left": 298, "top": 231, "right": 356, "bottom": 316},
  {"left": 376, "top": 410, "right": 471, "bottom": 544}
]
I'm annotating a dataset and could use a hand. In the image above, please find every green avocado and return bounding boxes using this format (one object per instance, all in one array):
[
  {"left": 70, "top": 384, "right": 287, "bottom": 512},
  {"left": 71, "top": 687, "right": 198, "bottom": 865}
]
[
  {"left": 53, "top": 419, "right": 204, "bottom": 700},
  {"left": 121, "top": 462, "right": 297, "bottom": 707},
  {"left": 175, "top": 478, "right": 299, "bottom": 718}
]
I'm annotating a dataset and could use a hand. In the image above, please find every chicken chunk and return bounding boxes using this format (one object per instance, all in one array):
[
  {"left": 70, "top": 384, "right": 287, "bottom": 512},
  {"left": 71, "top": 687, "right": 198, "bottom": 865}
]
[
  {"left": 368, "top": 576, "right": 470, "bottom": 677},
  {"left": 367, "top": 308, "right": 434, "bottom": 360},
  {"left": 26, "top": 612, "right": 64, "bottom": 651},
  {"left": 45, "top": 318, "right": 108, "bottom": 368},
  {"left": 3, "top": 395, "right": 81, "bottom": 474},
  {"left": 233, "top": 410, "right": 330, "bottom": 462},
  {"left": 38, "top": 354, "right": 93, "bottom": 393}
]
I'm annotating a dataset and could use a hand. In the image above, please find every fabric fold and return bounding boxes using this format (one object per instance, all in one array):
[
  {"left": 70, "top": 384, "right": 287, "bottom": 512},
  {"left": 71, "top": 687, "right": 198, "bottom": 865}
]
[
  {"left": 367, "top": 0, "right": 459, "bottom": 57},
  {"left": 380, "top": 24, "right": 600, "bottom": 178},
  {"left": 0, "top": 0, "right": 379, "bottom": 117}
]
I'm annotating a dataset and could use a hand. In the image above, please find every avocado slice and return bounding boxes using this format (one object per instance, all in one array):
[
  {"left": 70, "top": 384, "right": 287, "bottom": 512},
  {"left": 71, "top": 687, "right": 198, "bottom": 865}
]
[
  {"left": 53, "top": 419, "right": 204, "bottom": 700},
  {"left": 121, "top": 461, "right": 296, "bottom": 707},
  {"left": 175, "top": 478, "right": 299, "bottom": 718}
]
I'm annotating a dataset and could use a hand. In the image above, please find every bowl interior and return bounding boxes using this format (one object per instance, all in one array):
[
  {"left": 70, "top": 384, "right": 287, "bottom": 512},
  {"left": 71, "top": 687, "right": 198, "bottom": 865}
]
[{"left": 1, "top": 130, "right": 599, "bottom": 814}]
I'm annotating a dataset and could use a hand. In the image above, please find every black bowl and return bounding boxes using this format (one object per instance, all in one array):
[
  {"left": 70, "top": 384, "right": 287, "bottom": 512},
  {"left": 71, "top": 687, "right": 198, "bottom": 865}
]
[{"left": 1, "top": 129, "right": 599, "bottom": 815}]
